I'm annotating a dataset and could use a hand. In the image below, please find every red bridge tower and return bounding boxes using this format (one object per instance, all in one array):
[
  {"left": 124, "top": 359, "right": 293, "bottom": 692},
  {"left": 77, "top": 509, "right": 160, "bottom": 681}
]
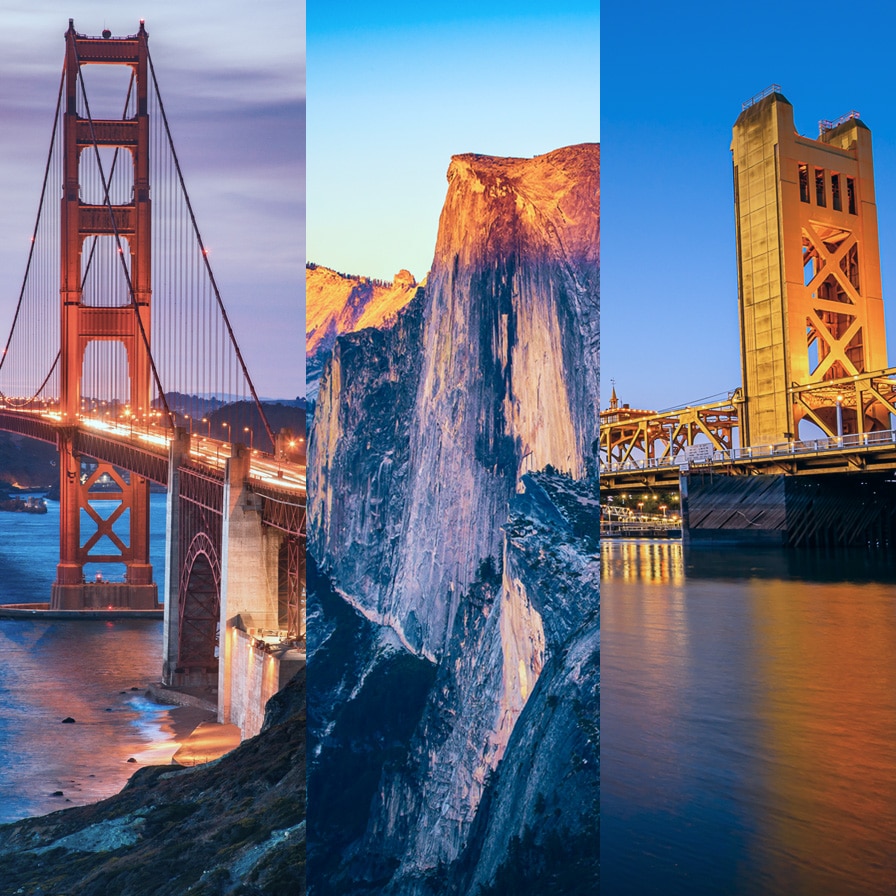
[{"left": 51, "top": 21, "right": 156, "bottom": 609}]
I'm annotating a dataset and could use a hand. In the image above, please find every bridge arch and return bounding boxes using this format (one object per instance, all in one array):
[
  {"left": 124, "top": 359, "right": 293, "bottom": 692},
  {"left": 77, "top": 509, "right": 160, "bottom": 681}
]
[{"left": 177, "top": 531, "right": 221, "bottom": 676}]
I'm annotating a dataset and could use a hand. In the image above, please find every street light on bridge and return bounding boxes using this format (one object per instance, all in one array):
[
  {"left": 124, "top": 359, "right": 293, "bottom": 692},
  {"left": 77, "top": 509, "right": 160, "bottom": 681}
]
[{"left": 244, "top": 426, "right": 253, "bottom": 451}]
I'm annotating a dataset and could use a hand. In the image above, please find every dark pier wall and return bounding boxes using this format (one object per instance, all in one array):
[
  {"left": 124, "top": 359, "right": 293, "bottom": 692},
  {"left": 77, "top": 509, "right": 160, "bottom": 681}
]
[
  {"left": 682, "top": 473, "right": 787, "bottom": 546},
  {"left": 683, "top": 471, "right": 896, "bottom": 548}
]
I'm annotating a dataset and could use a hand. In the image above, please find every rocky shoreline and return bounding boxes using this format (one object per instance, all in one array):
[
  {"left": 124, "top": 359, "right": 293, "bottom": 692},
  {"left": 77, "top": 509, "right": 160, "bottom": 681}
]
[{"left": 0, "top": 671, "right": 306, "bottom": 895}]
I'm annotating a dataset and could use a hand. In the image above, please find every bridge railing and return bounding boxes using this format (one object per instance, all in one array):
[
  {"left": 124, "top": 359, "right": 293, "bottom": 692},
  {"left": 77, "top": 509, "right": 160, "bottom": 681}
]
[{"left": 601, "top": 428, "right": 896, "bottom": 474}]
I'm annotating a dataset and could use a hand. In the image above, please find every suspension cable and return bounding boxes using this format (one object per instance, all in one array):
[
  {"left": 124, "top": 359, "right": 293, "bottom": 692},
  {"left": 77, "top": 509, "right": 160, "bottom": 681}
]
[
  {"left": 146, "top": 45, "right": 277, "bottom": 453},
  {"left": 0, "top": 66, "right": 65, "bottom": 385}
]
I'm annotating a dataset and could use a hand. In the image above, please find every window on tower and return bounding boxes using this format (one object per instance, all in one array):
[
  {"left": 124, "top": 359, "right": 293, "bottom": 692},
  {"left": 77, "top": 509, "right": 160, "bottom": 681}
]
[
  {"left": 831, "top": 173, "right": 842, "bottom": 211},
  {"left": 798, "top": 164, "right": 810, "bottom": 203}
]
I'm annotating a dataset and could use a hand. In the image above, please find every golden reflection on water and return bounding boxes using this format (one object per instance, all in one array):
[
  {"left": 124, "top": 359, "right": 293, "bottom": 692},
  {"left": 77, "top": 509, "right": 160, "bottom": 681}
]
[
  {"left": 750, "top": 579, "right": 896, "bottom": 891},
  {"left": 601, "top": 539, "right": 896, "bottom": 894},
  {"left": 600, "top": 538, "right": 684, "bottom": 585}
]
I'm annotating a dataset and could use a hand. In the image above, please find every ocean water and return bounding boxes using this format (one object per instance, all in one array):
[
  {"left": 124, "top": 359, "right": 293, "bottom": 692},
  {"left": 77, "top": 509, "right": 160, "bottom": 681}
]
[{"left": 0, "top": 493, "right": 187, "bottom": 823}]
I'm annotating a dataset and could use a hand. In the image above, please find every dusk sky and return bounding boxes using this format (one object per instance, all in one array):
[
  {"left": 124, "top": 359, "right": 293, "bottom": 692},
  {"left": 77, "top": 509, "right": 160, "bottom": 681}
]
[
  {"left": 0, "top": 3, "right": 304, "bottom": 399},
  {"left": 602, "top": 1, "right": 896, "bottom": 413},
  {"left": 306, "top": 1, "right": 600, "bottom": 283}
]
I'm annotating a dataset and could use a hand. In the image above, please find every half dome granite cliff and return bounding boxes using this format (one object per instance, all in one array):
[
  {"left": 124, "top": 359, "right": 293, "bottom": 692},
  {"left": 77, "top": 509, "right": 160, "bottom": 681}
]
[{"left": 307, "top": 144, "right": 599, "bottom": 894}]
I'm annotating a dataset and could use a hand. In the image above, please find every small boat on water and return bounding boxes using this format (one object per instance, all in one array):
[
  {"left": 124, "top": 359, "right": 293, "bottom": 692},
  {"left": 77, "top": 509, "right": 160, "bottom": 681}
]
[{"left": 0, "top": 496, "right": 48, "bottom": 514}]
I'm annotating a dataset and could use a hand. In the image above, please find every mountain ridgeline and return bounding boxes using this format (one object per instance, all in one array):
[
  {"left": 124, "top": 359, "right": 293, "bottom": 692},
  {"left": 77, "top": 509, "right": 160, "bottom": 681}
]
[
  {"left": 308, "top": 144, "right": 600, "bottom": 893},
  {"left": 305, "top": 266, "right": 419, "bottom": 401}
]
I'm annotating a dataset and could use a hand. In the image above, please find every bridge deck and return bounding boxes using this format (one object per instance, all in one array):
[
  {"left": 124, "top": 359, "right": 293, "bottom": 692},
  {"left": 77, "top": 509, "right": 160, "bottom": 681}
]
[
  {"left": 0, "top": 408, "right": 305, "bottom": 501},
  {"left": 602, "top": 428, "right": 896, "bottom": 491}
]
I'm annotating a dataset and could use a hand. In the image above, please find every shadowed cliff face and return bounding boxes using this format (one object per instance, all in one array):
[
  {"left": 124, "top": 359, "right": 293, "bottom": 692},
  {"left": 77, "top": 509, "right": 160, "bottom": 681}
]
[
  {"left": 307, "top": 144, "right": 599, "bottom": 894},
  {"left": 307, "top": 475, "right": 600, "bottom": 896}
]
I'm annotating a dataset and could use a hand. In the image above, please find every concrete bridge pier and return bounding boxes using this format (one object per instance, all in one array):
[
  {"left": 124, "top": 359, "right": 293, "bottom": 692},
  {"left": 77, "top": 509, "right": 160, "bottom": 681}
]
[
  {"left": 217, "top": 446, "right": 288, "bottom": 736},
  {"left": 162, "top": 433, "right": 302, "bottom": 737}
]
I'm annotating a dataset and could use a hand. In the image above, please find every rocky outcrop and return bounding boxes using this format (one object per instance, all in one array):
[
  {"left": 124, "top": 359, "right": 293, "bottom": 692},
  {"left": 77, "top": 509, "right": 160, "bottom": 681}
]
[
  {"left": 306, "top": 265, "right": 420, "bottom": 399},
  {"left": 307, "top": 145, "right": 599, "bottom": 893}
]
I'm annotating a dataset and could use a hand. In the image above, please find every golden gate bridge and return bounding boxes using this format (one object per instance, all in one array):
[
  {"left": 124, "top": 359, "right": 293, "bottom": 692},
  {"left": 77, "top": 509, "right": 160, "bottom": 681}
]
[{"left": 0, "top": 21, "right": 305, "bottom": 736}]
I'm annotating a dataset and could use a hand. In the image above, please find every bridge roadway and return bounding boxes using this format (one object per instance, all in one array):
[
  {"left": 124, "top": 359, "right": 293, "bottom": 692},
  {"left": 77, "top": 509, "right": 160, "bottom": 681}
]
[
  {"left": 0, "top": 407, "right": 305, "bottom": 495},
  {"left": 601, "top": 427, "right": 896, "bottom": 493}
]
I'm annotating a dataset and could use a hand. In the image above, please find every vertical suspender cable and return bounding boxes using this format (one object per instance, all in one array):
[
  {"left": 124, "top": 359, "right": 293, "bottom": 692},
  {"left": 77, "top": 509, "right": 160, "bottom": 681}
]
[{"left": 146, "top": 47, "right": 276, "bottom": 453}]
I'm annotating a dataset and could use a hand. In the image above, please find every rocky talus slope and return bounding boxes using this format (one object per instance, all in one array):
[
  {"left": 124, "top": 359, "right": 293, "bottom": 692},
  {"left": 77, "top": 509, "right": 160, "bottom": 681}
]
[
  {"left": 0, "top": 671, "right": 307, "bottom": 895},
  {"left": 307, "top": 144, "right": 599, "bottom": 894}
]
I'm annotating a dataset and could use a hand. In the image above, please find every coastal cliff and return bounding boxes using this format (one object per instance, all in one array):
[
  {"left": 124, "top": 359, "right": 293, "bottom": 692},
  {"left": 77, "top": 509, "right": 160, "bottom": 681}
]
[
  {"left": 307, "top": 144, "right": 599, "bottom": 893},
  {"left": 0, "top": 672, "right": 307, "bottom": 894}
]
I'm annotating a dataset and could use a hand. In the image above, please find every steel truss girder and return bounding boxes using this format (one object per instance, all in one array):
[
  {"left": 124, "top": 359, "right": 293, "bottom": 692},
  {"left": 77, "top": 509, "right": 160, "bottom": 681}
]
[
  {"left": 254, "top": 485, "right": 306, "bottom": 537},
  {"left": 279, "top": 535, "right": 305, "bottom": 640},
  {"left": 790, "top": 365, "right": 896, "bottom": 438},
  {"left": 74, "top": 429, "right": 169, "bottom": 485},
  {"left": 0, "top": 412, "right": 59, "bottom": 444},
  {"left": 179, "top": 465, "right": 225, "bottom": 515},
  {"left": 600, "top": 397, "right": 740, "bottom": 472}
]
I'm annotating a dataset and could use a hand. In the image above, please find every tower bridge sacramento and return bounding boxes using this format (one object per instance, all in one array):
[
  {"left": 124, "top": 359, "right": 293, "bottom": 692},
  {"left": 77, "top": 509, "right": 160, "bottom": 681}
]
[
  {"left": 0, "top": 22, "right": 305, "bottom": 739},
  {"left": 601, "top": 85, "right": 896, "bottom": 547}
]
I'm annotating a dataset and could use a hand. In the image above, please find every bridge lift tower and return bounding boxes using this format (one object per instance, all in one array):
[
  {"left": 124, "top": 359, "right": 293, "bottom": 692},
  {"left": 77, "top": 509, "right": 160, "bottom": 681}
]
[
  {"left": 52, "top": 22, "right": 156, "bottom": 610},
  {"left": 732, "top": 87, "right": 889, "bottom": 447}
]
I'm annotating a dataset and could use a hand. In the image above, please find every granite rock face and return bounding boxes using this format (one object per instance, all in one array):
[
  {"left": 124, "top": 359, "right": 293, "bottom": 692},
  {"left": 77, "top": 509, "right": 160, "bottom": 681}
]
[
  {"left": 307, "top": 475, "right": 600, "bottom": 895},
  {"left": 307, "top": 144, "right": 599, "bottom": 894}
]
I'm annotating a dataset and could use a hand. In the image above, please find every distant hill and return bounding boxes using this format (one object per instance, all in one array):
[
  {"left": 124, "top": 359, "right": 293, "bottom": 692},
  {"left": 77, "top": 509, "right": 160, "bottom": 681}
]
[
  {"left": 182, "top": 400, "right": 306, "bottom": 462},
  {"left": 0, "top": 432, "right": 57, "bottom": 490}
]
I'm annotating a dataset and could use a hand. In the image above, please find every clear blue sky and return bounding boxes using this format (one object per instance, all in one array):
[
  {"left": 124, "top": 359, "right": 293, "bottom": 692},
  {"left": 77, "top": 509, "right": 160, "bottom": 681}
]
[
  {"left": 602, "top": 1, "right": 896, "bottom": 413},
  {"left": 0, "top": 3, "right": 304, "bottom": 399},
  {"left": 306, "top": 1, "right": 600, "bottom": 283}
]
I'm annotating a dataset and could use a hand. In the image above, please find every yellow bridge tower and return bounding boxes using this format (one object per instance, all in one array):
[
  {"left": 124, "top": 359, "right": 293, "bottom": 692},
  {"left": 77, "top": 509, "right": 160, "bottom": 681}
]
[{"left": 732, "top": 87, "right": 888, "bottom": 445}]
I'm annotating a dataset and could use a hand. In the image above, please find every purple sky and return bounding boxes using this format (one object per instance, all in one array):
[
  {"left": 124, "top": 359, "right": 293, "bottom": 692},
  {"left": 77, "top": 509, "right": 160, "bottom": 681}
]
[{"left": 0, "top": 5, "right": 305, "bottom": 399}]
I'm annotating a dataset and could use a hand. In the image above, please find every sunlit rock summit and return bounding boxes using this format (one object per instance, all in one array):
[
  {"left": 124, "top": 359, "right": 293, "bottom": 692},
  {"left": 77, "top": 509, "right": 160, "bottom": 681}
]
[
  {"left": 312, "top": 144, "right": 599, "bottom": 656},
  {"left": 307, "top": 143, "right": 599, "bottom": 894}
]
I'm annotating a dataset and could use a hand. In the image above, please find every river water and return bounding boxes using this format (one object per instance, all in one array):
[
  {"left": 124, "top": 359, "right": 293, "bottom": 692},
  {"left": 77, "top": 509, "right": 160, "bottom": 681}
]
[
  {"left": 0, "top": 493, "right": 187, "bottom": 824},
  {"left": 600, "top": 539, "right": 896, "bottom": 895}
]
